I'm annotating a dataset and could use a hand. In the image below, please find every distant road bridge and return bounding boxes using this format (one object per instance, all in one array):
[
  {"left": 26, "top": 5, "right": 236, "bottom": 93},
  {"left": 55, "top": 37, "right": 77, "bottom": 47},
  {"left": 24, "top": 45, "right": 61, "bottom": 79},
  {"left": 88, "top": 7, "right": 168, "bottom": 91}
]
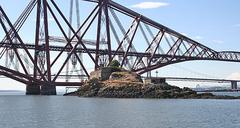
[
  {"left": 143, "top": 77, "right": 239, "bottom": 90},
  {"left": 0, "top": 0, "right": 240, "bottom": 95},
  {"left": 152, "top": 77, "right": 240, "bottom": 83}
]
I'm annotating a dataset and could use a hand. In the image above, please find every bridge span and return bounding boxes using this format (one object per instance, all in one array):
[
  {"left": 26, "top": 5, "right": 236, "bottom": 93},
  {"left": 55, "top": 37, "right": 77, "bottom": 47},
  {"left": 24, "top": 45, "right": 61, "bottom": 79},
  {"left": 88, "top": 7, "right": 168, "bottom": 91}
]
[
  {"left": 143, "top": 77, "right": 239, "bottom": 90},
  {"left": 1, "top": 0, "right": 240, "bottom": 95}
]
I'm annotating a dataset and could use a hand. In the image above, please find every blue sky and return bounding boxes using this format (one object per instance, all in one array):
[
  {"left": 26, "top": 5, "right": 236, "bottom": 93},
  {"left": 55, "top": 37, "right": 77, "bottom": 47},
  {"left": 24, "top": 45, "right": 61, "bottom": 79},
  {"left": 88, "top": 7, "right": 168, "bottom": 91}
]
[
  {"left": 1, "top": 0, "right": 240, "bottom": 90},
  {"left": 127, "top": 0, "right": 240, "bottom": 51}
]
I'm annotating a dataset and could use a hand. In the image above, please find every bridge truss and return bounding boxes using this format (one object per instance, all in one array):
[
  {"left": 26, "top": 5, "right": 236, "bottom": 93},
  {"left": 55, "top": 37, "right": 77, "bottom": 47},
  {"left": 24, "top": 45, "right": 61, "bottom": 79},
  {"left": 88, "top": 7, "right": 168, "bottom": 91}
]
[{"left": 0, "top": 0, "right": 240, "bottom": 89}]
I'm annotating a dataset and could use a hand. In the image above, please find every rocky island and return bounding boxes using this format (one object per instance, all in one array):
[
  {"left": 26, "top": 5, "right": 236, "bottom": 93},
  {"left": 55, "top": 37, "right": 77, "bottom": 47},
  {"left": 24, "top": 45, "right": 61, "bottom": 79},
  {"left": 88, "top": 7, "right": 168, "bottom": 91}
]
[{"left": 64, "top": 61, "right": 240, "bottom": 99}]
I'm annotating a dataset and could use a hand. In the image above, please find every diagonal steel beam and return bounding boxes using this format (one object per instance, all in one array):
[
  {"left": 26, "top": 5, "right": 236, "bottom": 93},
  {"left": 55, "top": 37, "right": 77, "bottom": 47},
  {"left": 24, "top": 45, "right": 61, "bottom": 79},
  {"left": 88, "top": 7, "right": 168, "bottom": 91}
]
[{"left": 0, "top": 6, "right": 47, "bottom": 82}]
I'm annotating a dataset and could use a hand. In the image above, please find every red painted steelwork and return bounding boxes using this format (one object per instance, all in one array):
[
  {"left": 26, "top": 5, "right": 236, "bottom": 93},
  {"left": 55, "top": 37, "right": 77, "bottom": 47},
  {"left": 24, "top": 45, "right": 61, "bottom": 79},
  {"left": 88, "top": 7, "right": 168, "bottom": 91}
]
[{"left": 0, "top": 0, "right": 240, "bottom": 88}]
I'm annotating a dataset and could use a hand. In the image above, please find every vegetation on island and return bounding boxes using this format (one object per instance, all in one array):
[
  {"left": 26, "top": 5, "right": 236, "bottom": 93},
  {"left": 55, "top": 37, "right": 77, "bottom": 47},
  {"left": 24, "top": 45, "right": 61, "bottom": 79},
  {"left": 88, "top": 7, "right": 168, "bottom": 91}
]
[{"left": 109, "top": 60, "right": 121, "bottom": 68}]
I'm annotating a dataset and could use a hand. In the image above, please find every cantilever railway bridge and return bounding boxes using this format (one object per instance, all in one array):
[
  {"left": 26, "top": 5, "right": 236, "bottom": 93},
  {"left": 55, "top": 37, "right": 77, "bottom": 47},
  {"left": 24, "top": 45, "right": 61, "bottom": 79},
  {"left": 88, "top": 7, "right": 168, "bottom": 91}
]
[{"left": 1, "top": 0, "right": 240, "bottom": 95}]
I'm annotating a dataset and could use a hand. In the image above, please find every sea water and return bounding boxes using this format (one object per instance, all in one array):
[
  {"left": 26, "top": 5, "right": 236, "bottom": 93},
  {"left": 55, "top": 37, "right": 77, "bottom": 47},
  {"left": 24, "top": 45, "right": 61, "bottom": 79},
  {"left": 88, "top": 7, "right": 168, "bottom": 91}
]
[{"left": 0, "top": 94, "right": 240, "bottom": 128}]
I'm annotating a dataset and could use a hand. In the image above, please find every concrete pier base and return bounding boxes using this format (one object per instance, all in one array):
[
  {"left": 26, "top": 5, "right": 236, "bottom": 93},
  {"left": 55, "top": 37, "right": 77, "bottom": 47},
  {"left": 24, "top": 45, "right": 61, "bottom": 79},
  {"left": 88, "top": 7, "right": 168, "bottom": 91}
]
[
  {"left": 41, "top": 84, "right": 56, "bottom": 95},
  {"left": 26, "top": 84, "right": 40, "bottom": 95},
  {"left": 231, "top": 81, "right": 238, "bottom": 90}
]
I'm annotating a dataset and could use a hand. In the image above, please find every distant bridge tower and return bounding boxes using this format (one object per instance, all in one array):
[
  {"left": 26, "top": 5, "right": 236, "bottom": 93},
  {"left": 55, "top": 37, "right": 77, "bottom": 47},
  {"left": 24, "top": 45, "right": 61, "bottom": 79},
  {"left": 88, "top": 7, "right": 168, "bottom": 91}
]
[{"left": 231, "top": 81, "right": 238, "bottom": 90}]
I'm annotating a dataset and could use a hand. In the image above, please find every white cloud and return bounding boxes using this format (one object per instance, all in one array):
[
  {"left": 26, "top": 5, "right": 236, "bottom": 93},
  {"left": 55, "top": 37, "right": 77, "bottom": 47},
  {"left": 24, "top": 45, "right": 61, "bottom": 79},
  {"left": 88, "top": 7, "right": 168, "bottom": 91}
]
[
  {"left": 226, "top": 72, "right": 240, "bottom": 80},
  {"left": 131, "top": 2, "right": 169, "bottom": 9},
  {"left": 212, "top": 40, "right": 224, "bottom": 44}
]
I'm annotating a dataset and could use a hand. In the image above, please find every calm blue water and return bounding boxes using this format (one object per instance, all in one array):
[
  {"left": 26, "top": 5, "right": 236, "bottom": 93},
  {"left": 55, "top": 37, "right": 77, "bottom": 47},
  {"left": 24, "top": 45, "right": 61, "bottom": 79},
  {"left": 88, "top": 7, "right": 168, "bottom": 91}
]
[{"left": 0, "top": 95, "right": 240, "bottom": 128}]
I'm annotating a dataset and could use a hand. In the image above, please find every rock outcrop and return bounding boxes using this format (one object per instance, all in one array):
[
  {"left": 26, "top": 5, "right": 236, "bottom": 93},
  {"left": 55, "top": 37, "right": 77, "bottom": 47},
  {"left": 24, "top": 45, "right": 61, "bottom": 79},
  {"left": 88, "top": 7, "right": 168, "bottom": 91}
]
[{"left": 64, "top": 69, "right": 240, "bottom": 99}]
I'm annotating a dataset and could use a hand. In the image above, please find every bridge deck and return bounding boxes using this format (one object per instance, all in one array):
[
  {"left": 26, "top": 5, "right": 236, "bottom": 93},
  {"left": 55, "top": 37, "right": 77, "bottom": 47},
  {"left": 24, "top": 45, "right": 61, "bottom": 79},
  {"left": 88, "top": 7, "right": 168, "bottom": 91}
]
[{"left": 143, "top": 76, "right": 240, "bottom": 83}]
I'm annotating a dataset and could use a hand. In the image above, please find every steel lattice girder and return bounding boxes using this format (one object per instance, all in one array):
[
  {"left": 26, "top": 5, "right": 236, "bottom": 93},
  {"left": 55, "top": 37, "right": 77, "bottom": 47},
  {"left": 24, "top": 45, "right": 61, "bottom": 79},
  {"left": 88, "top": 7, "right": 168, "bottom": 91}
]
[{"left": 0, "top": 0, "right": 240, "bottom": 86}]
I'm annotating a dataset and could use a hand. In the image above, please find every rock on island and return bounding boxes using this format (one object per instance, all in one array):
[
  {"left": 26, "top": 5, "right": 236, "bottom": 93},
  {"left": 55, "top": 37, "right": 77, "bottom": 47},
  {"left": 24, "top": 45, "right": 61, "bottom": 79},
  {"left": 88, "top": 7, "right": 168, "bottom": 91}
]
[{"left": 64, "top": 66, "right": 240, "bottom": 99}]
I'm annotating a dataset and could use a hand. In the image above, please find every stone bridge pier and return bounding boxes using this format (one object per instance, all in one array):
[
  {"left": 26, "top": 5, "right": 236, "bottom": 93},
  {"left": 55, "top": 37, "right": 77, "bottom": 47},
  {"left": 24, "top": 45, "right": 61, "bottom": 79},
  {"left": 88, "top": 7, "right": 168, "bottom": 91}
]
[{"left": 26, "top": 83, "right": 56, "bottom": 95}]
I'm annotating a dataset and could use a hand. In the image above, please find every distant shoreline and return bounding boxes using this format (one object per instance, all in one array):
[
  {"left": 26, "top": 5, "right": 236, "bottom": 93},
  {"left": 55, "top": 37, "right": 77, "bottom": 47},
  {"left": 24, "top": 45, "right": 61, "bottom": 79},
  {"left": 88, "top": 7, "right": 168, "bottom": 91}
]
[{"left": 0, "top": 90, "right": 24, "bottom": 92}]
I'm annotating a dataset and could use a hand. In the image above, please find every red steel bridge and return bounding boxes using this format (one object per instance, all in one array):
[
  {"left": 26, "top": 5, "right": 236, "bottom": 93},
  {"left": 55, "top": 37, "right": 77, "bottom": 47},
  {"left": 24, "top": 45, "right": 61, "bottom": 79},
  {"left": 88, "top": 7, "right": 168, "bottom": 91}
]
[{"left": 1, "top": 0, "right": 240, "bottom": 95}]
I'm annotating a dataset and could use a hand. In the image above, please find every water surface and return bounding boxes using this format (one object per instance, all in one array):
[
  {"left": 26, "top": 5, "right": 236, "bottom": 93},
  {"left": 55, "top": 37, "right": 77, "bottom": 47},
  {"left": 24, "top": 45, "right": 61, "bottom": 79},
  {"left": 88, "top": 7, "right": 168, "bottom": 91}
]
[{"left": 0, "top": 95, "right": 240, "bottom": 128}]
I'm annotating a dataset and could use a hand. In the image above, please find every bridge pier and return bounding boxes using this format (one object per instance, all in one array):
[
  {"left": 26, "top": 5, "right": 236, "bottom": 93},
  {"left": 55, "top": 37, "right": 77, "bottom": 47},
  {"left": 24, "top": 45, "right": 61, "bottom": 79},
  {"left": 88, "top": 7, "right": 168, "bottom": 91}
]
[
  {"left": 40, "top": 84, "right": 56, "bottom": 95},
  {"left": 26, "top": 83, "right": 56, "bottom": 95},
  {"left": 231, "top": 81, "right": 238, "bottom": 90},
  {"left": 26, "top": 84, "right": 40, "bottom": 95}
]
